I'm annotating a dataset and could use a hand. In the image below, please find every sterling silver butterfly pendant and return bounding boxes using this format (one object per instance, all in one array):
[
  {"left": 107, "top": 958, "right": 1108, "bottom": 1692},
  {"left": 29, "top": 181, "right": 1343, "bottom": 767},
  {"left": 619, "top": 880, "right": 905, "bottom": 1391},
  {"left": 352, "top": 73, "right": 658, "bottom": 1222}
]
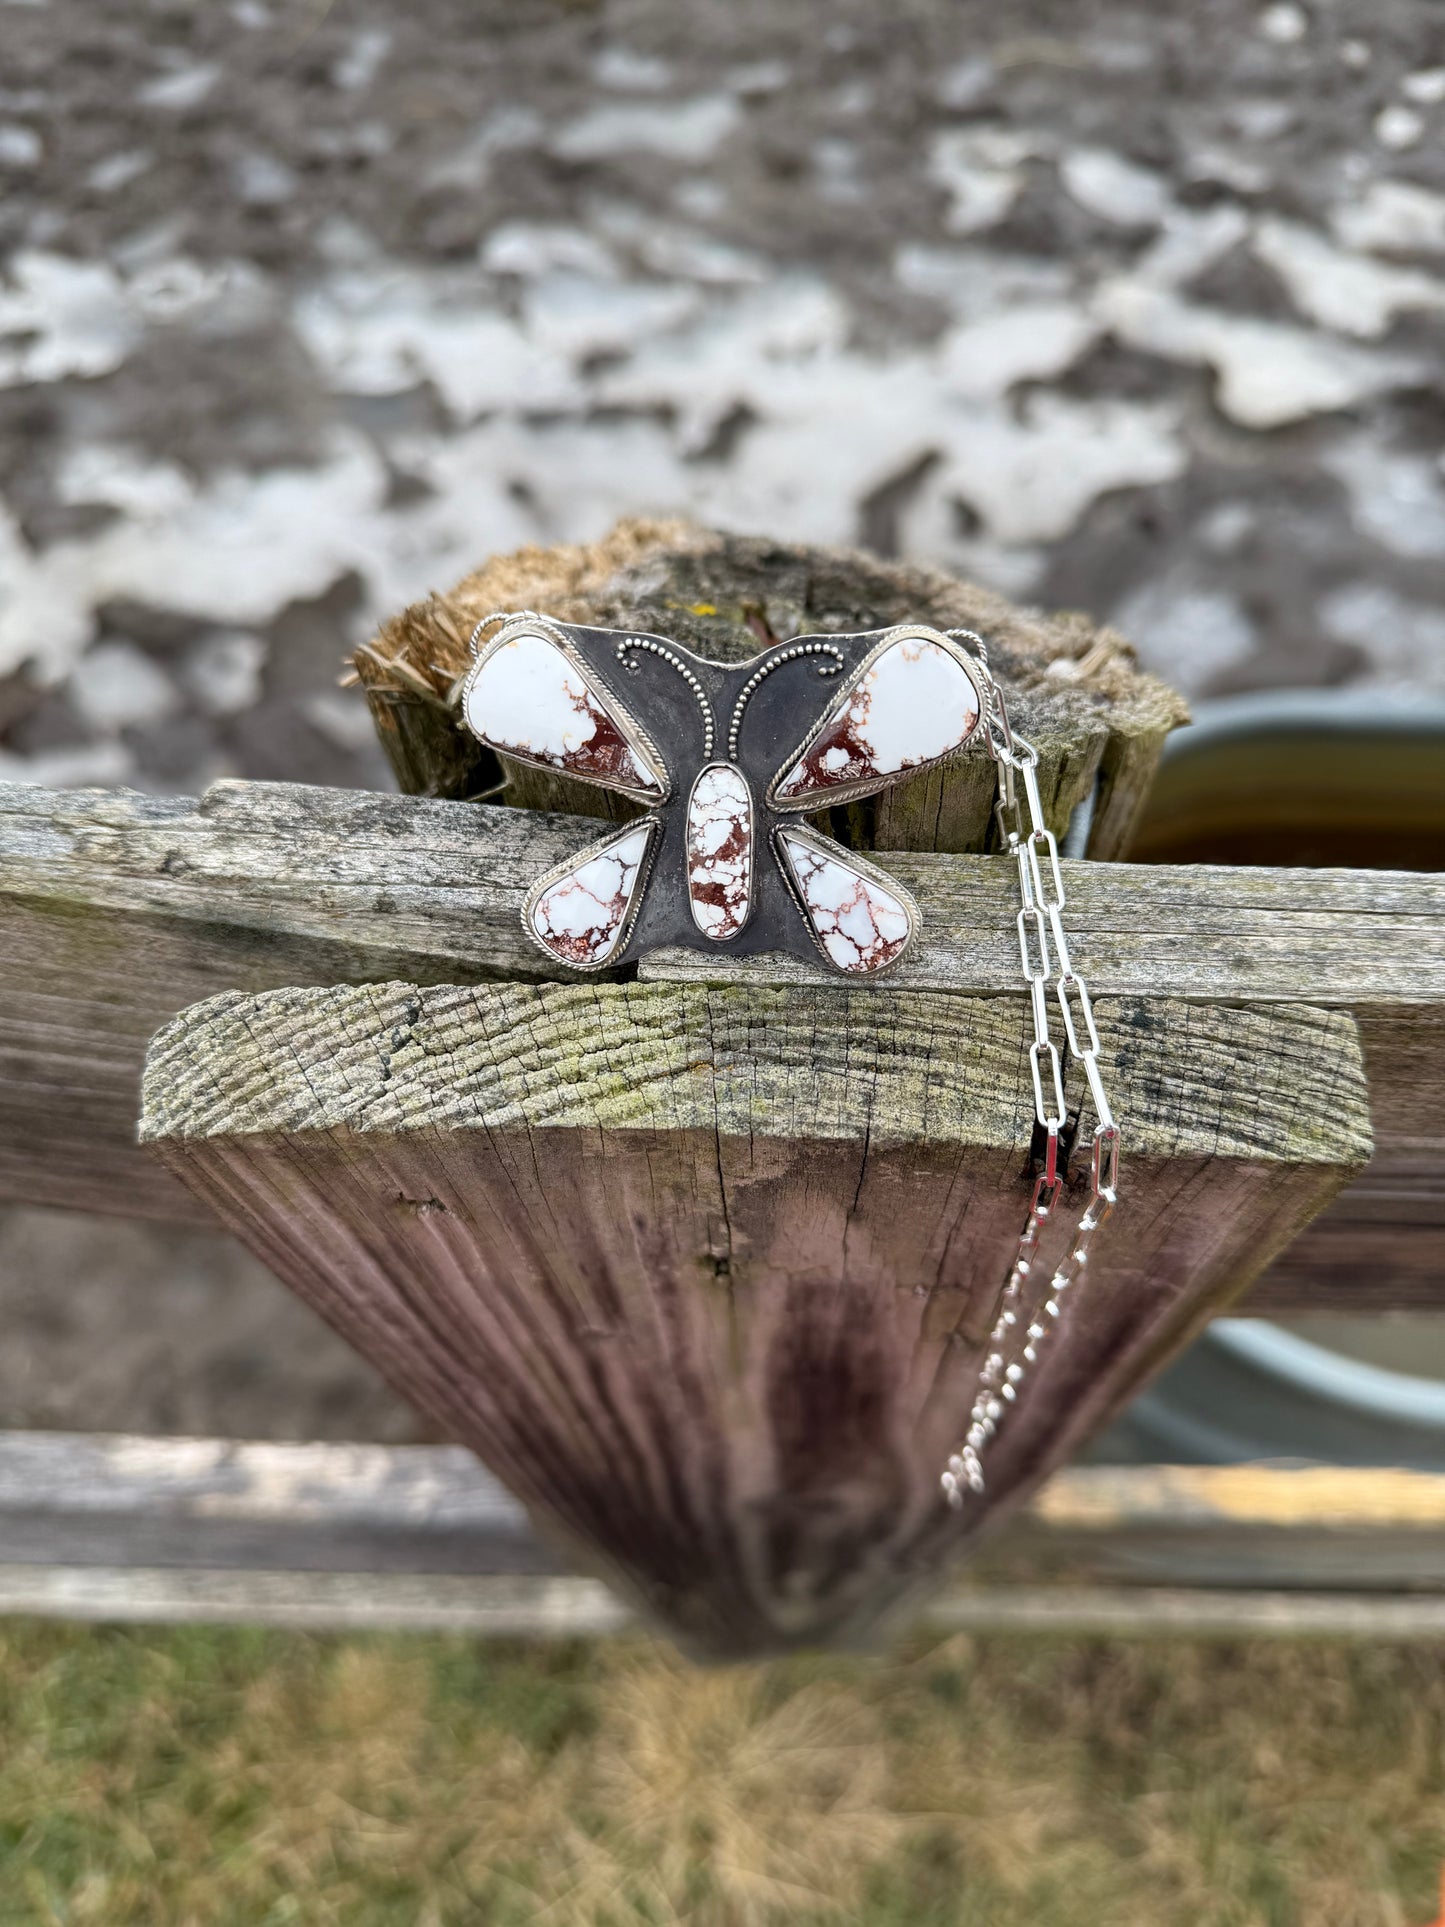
[{"left": 461, "top": 611, "right": 990, "bottom": 976}]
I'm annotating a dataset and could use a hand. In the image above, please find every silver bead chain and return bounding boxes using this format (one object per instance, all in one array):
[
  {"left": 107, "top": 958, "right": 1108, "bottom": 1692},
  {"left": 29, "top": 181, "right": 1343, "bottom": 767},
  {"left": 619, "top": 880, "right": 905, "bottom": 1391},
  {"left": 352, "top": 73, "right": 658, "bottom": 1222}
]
[{"left": 940, "top": 637, "right": 1121, "bottom": 1509}]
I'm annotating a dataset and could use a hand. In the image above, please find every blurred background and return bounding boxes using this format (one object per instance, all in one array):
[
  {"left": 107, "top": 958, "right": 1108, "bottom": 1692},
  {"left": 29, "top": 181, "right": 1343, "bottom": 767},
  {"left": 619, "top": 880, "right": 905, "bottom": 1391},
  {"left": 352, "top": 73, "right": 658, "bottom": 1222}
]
[
  {"left": 4, "top": 0, "right": 1444, "bottom": 808},
  {"left": 4, "top": 0, "right": 1443, "bottom": 1454},
  {"left": 2, "top": 2, "right": 1445, "bottom": 1919}
]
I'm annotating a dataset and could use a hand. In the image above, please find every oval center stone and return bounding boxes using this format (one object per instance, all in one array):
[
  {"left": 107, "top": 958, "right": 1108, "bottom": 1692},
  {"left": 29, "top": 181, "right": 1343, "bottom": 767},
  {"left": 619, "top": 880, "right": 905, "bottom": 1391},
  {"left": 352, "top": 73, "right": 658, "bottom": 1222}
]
[{"left": 686, "top": 762, "right": 753, "bottom": 942}]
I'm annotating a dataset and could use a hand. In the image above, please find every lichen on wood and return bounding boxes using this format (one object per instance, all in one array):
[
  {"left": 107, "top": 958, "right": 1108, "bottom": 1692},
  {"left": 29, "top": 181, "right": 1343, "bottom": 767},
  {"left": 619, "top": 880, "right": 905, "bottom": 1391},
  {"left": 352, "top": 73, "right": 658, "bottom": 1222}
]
[
  {"left": 142, "top": 976, "right": 1368, "bottom": 1655},
  {"left": 353, "top": 520, "right": 1187, "bottom": 858}
]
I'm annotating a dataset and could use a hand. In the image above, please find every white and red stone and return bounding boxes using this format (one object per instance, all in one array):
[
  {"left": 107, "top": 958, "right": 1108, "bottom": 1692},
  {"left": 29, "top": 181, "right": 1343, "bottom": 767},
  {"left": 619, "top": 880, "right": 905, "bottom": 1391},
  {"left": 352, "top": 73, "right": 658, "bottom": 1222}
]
[
  {"left": 465, "top": 630, "right": 665, "bottom": 799},
  {"left": 773, "top": 634, "right": 980, "bottom": 804},
  {"left": 776, "top": 828, "right": 913, "bottom": 974},
  {"left": 527, "top": 824, "right": 653, "bottom": 967},
  {"left": 686, "top": 762, "right": 753, "bottom": 942}
]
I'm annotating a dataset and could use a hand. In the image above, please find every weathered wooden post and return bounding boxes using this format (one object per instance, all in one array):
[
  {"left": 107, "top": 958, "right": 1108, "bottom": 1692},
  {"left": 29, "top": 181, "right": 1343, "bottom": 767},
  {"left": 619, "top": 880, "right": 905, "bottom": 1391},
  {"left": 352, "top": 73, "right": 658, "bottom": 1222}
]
[
  {"left": 139, "top": 523, "right": 1373, "bottom": 1657},
  {"left": 351, "top": 519, "right": 1187, "bottom": 857}
]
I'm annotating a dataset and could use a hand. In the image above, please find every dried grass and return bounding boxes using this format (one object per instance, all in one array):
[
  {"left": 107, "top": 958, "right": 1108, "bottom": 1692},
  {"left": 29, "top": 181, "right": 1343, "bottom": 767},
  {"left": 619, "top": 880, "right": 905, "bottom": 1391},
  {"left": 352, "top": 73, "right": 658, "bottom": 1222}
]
[{"left": 1, "top": 1623, "right": 1442, "bottom": 1926}]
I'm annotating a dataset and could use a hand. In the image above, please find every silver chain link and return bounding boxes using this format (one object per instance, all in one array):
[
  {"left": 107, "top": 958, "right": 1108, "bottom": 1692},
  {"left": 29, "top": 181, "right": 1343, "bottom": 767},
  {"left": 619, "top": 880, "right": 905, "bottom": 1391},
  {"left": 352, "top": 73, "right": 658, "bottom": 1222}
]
[{"left": 940, "top": 636, "right": 1121, "bottom": 1508}]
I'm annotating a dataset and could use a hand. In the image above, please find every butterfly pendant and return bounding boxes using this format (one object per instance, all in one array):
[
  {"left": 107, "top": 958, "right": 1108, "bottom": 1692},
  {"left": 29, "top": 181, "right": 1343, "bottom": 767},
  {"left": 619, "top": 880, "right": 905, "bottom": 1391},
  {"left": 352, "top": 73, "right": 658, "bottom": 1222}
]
[{"left": 460, "top": 612, "right": 989, "bottom": 976}]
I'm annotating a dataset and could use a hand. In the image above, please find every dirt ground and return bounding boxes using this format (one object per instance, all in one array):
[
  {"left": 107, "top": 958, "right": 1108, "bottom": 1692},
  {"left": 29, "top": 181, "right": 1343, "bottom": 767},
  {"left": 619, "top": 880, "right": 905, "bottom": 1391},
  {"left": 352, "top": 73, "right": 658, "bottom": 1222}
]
[{"left": 2, "top": 0, "right": 1444, "bottom": 1439}]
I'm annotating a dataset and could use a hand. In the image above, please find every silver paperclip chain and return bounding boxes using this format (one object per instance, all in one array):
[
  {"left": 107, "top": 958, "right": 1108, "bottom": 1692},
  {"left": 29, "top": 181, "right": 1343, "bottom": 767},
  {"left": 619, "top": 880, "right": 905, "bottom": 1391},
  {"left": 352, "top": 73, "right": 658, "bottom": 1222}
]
[{"left": 940, "top": 635, "right": 1121, "bottom": 1508}]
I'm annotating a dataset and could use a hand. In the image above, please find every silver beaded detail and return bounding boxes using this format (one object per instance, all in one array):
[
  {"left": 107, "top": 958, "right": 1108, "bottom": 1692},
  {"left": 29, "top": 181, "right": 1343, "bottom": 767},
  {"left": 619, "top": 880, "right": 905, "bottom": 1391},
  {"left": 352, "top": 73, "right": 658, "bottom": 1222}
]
[
  {"left": 615, "top": 636, "right": 716, "bottom": 759},
  {"left": 727, "top": 642, "right": 844, "bottom": 761}
]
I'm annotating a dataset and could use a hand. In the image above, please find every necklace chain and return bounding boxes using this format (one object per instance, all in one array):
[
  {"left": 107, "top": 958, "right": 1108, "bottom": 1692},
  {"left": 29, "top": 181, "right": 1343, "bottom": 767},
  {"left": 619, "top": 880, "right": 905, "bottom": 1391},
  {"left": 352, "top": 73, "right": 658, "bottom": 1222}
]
[{"left": 940, "top": 635, "right": 1121, "bottom": 1507}]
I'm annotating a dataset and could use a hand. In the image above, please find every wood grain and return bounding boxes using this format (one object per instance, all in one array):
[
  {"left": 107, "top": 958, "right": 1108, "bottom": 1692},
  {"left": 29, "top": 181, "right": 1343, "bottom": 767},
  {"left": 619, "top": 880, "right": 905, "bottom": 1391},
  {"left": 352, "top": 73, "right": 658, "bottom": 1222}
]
[
  {"left": 140, "top": 979, "right": 1369, "bottom": 1655},
  {"left": 3, "top": 777, "right": 1437, "bottom": 1314}
]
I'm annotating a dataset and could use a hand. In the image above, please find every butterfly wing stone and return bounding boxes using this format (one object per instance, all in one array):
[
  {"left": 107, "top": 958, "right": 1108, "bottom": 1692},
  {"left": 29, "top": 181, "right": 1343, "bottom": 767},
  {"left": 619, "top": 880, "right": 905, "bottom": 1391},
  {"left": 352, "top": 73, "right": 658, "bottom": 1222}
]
[
  {"left": 773, "top": 631, "right": 982, "bottom": 807},
  {"left": 465, "top": 628, "right": 666, "bottom": 803},
  {"left": 526, "top": 822, "right": 656, "bottom": 968},
  {"left": 775, "top": 826, "right": 915, "bottom": 974}
]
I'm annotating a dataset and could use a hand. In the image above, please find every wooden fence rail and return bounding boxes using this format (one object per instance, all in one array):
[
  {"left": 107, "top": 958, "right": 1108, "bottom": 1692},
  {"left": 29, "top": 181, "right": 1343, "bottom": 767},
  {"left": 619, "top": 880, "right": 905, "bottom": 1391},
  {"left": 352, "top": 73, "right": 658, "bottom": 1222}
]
[
  {"left": 3, "top": 778, "right": 1441, "bottom": 1306},
  {"left": 6, "top": 1434, "right": 1445, "bottom": 1639}
]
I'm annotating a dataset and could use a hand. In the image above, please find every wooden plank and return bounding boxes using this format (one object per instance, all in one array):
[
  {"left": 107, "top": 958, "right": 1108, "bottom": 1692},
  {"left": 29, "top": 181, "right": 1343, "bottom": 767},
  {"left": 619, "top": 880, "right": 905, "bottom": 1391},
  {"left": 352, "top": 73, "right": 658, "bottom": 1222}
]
[
  {"left": 0, "top": 1432, "right": 554, "bottom": 1575},
  {"left": 989, "top": 1463, "right": 1445, "bottom": 1592},
  {"left": 0, "top": 780, "right": 579, "bottom": 1221},
  {"left": 3, "top": 778, "right": 1440, "bottom": 1269},
  {"left": 925, "top": 1590, "right": 1445, "bottom": 1640},
  {"left": 0, "top": 1567, "right": 631, "bottom": 1637},
  {"left": 7, "top": 1434, "right": 1445, "bottom": 1596},
  {"left": 8, "top": 1438, "right": 1445, "bottom": 1637},
  {"left": 138, "top": 980, "right": 1367, "bottom": 1655},
  {"left": 11, "top": 1569, "right": 1445, "bottom": 1640}
]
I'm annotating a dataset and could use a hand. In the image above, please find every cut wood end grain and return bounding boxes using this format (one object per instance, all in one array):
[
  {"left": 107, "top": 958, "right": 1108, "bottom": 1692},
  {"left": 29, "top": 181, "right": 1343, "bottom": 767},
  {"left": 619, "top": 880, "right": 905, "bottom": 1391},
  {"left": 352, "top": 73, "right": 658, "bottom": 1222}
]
[
  {"left": 357, "top": 517, "right": 1175, "bottom": 713},
  {"left": 138, "top": 979, "right": 1371, "bottom": 1171}
]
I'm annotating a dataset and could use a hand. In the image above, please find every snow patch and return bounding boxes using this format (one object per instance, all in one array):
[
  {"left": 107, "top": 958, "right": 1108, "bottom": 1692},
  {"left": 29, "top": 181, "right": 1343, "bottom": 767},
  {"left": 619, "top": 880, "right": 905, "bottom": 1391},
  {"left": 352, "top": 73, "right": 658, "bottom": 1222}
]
[
  {"left": 295, "top": 269, "right": 582, "bottom": 421},
  {"left": 136, "top": 62, "right": 219, "bottom": 112},
  {"left": 892, "top": 245, "right": 1074, "bottom": 319},
  {"left": 181, "top": 631, "right": 267, "bottom": 717},
  {"left": 521, "top": 271, "right": 701, "bottom": 360},
  {"left": 1060, "top": 148, "right": 1172, "bottom": 228},
  {"left": 1323, "top": 439, "right": 1445, "bottom": 559},
  {"left": 938, "top": 303, "right": 1100, "bottom": 398},
  {"left": 1374, "top": 104, "right": 1424, "bottom": 150},
  {"left": 592, "top": 47, "right": 674, "bottom": 92},
  {"left": 1253, "top": 215, "right": 1445, "bottom": 337},
  {"left": 928, "top": 127, "right": 1033, "bottom": 236},
  {"left": 1333, "top": 179, "right": 1445, "bottom": 257},
  {"left": 1112, "top": 579, "right": 1255, "bottom": 692},
  {"left": 86, "top": 150, "right": 152, "bottom": 195},
  {"left": 1257, "top": 3, "right": 1307, "bottom": 43},
  {"left": 926, "top": 392, "right": 1185, "bottom": 546},
  {"left": 1400, "top": 68, "right": 1445, "bottom": 105},
  {"left": 481, "top": 222, "right": 618, "bottom": 280},
  {"left": 551, "top": 95, "right": 741, "bottom": 163},
  {"left": 1094, "top": 279, "right": 1423, "bottom": 427},
  {"left": 425, "top": 108, "right": 542, "bottom": 192},
  {"left": 331, "top": 27, "right": 391, "bottom": 93},
  {"left": 1321, "top": 581, "right": 1445, "bottom": 685},
  {"left": 0, "top": 253, "right": 141, "bottom": 385},
  {"left": 56, "top": 445, "right": 195, "bottom": 520},
  {"left": 71, "top": 640, "right": 179, "bottom": 733},
  {"left": 0, "top": 124, "right": 41, "bottom": 168},
  {"left": 590, "top": 204, "right": 765, "bottom": 284}
]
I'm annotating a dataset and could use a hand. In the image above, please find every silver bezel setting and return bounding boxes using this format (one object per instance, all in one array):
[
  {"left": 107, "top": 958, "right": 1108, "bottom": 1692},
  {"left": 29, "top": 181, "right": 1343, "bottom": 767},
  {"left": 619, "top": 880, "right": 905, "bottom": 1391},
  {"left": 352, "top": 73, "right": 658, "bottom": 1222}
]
[
  {"left": 766, "top": 624, "right": 988, "bottom": 813},
  {"left": 462, "top": 613, "right": 672, "bottom": 807},
  {"left": 771, "top": 821, "right": 920, "bottom": 977},
  {"left": 521, "top": 816, "right": 661, "bottom": 973}
]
